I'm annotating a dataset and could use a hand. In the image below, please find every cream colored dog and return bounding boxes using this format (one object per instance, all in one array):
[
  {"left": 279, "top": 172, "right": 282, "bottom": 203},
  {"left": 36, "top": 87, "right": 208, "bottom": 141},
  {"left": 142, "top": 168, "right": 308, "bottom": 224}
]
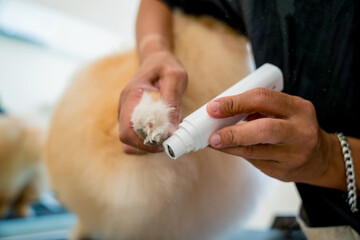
[
  {"left": 46, "top": 12, "right": 262, "bottom": 240},
  {"left": 0, "top": 116, "right": 46, "bottom": 218}
]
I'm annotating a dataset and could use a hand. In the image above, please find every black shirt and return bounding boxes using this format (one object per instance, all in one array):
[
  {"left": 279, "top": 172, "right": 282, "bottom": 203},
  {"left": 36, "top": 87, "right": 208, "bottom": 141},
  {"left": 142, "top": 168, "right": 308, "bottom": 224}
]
[{"left": 162, "top": 0, "right": 360, "bottom": 233}]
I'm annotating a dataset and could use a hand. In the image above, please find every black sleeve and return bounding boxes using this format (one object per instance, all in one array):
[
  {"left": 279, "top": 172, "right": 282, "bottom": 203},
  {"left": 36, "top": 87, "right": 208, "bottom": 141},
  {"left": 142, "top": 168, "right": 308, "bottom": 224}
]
[
  {"left": 160, "top": 0, "right": 247, "bottom": 35},
  {"left": 296, "top": 183, "right": 360, "bottom": 234}
]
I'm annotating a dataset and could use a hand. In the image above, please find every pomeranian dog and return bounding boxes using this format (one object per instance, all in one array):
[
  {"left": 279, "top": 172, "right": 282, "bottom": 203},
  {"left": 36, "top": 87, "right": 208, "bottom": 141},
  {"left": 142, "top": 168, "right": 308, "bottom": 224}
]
[
  {"left": 0, "top": 115, "right": 46, "bottom": 218},
  {"left": 46, "top": 11, "right": 263, "bottom": 240}
]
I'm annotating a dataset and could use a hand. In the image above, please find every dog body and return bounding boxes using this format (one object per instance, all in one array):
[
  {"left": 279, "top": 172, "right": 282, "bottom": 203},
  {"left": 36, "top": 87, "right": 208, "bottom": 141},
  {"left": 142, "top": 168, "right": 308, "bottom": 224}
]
[
  {"left": 46, "top": 12, "right": 262, "bottom": 239},
  {"left": 0, "top": 116, "right": 45, "bottom": 218}
]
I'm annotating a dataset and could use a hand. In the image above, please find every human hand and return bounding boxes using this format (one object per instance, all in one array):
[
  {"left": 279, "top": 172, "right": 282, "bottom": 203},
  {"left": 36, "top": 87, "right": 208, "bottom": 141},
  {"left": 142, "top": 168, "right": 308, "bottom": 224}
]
[
  {"left": 206, "top": 88, "right": 345, "bottom": 189},
  {"left": 118, "top": 50, "right": 188, "bottom": 153}
]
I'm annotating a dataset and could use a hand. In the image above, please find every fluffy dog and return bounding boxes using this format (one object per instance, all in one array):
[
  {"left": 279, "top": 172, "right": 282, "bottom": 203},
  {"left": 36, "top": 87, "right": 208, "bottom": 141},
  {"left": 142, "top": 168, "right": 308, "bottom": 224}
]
[
  {"left": 0, "top": 115, "right": 46, "bottom": 218},
  {"left": 46, "top": 11, "right": 263, "bottom": 240}
]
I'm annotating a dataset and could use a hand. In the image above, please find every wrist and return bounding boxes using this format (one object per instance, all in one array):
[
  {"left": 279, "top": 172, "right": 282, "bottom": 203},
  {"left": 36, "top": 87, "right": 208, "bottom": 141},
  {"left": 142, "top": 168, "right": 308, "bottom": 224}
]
[
  {"left": 138, "top": 34, "right": 171, "bottom": 61},
  {"left": 323, "top": 132, "right": 348, "bottom": 191},
  {"left": 306, "top": 131, "right": 347, "bottom": 191}
]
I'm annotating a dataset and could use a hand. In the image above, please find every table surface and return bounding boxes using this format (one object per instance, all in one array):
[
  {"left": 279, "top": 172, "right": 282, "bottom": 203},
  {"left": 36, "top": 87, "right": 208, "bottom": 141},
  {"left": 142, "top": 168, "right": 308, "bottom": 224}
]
[{"left": 0, "top": 201, "right": 306, "bottom": 240}]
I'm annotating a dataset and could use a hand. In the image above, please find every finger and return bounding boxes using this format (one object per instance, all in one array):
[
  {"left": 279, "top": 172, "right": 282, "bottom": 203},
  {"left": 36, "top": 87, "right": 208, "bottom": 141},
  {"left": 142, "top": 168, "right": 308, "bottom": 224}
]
[
  {"left": 207, "top": 88, "right": 299, "bottom": 118},
  {"left": 246, "top": 112, "right": 267, "bottom": 121},
  {"left": 209, "top": 118, "right": 292, "bottom": 148},
  {"left": 213, "top": 145, "right": 293, "bottom": 180},
  {"left": 159, "top": 70, "right": 188, "bottom": 127},
  {"left": 214, "top": 144, "right": 285, "bottom": 160},
  {"left": 122, "top": 144, "right": 148, "bottom": 155},
  {"left": 128, "top": 63, "right": 160, "bottom": 85},
  {"left": 118, "top": 87, "right": 163, "bottom": 153},
  {"left": 119, "top": 128, "right": 163, "bottom": 153},
  {"left": 160, "top": 89, "right": 182, "bottom": 127},
  {"left": 119, "top": 127, "right": 163, "bottom": 153}
]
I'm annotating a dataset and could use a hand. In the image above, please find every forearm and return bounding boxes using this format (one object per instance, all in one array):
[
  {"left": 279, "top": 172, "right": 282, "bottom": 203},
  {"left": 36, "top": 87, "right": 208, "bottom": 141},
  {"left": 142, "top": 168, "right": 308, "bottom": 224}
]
[{"left": 136, "top": 0, "right": 172, "bottom": 61}]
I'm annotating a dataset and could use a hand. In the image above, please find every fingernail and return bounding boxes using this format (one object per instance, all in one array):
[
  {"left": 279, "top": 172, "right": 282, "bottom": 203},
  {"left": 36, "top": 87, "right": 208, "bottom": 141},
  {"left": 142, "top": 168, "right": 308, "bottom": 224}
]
[
  {"left": 209, "top": 101, "right": 220, "bottom": 113},
  {"left": 210, "top": 134, "right": 221, "bottom": 147}
]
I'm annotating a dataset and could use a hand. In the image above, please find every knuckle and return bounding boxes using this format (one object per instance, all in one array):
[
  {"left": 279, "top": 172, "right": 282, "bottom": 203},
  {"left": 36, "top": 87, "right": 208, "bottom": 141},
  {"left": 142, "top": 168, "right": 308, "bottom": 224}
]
[
  {"left": 240, "top": 145, "right": 255, "bottom": 158},
  {"left": 223, "top": 97, "right": 236, "bottom": 115},
  {"left": 291, "top": 98, "right": 319, "bottom": 148},
  {"left": 301, "top": 99, "right": 316, "bottom": 116},
  {"left": 164, "top": 66, "right": 187, "bottom": 79},
  {"left": 306, "top": 128, "right": 319, "bottom": 150},
  {"left": 162, "top": 66, "right": 188, "bottom": 94},
  {"left": 119, "top": 85, "right": 142, "bottom": 105},
  {"left": 219, "top": 128, "right": 234, "bottom": 146},
  {"left": 299, "top": 123, "right": 319, "bottom": 149},
  {"left": 258, "top": 120, "right": 274, "bottom": 139},
  {"left": 258, "top": 119, "right": 284, "bottom": 143},
  {"left": 224, "top": 126, "right": 243, "bottom": 146},
  {"left": 226, "top": 128, "right": 236, "bottom": 144},
  {"left": 252, "top": 88, "right": 271, "bottom": 107}
]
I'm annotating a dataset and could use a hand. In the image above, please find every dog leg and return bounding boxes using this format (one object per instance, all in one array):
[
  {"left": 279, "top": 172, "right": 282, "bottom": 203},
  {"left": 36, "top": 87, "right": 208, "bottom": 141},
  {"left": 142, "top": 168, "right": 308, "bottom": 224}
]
[
  {"left": 131, "top": 91, "right": 173, "bottom": 145},
  {"left": 70, "top": 222, "right": 94, "bottom": 240},
  {"left": 0, "top": 197, "right": 10, "bottom": 218},
  {"left": 13, "top": 183, "right": 38, "bottom": 218}
]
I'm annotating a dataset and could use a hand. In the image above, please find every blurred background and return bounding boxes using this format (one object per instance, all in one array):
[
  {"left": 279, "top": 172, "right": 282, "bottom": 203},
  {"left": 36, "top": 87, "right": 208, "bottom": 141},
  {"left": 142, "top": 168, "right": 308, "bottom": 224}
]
[
  {"left": 0, "top": 0, "right": 302, "bottom": 239},
  {"left": 0, "top": 0, "right": 140, "bottom": 124}
]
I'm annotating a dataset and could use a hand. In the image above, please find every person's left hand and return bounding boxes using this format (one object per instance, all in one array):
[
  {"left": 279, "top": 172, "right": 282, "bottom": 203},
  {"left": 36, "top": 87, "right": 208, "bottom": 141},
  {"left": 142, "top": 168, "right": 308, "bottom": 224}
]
[{"left": 206, "top": 88, "right": 344, "bottom": 189}]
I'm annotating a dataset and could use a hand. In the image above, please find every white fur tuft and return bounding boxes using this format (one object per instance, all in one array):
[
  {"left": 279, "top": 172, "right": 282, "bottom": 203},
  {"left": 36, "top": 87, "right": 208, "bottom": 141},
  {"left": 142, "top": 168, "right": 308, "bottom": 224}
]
[{"left": 131, "top": 91, "right": 172, "bottom": 145}]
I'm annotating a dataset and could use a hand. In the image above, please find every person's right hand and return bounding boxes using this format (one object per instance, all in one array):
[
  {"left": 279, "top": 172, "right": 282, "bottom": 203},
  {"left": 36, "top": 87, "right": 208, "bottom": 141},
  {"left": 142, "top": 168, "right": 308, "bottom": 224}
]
[{"left": 118, "top": 50, "right": 188, "bottom": 153}]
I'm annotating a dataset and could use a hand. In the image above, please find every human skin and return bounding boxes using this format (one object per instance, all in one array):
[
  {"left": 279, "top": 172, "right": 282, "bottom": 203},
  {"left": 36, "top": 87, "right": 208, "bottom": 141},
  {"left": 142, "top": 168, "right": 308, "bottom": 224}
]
[
  {"left": 119, "top": 0, "right": 360, "bottom": 195},
  {"left": 206, "top": 88, "right": 360, "bottom": 193},
  {"left": 118, "top": 0, "right": 187, "bottom": 154}
]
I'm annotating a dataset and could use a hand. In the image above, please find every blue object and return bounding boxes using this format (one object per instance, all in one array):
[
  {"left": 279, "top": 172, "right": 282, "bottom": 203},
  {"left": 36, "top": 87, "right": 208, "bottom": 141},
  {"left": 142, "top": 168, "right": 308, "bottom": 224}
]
[{"left": 0, "top": 101, "right": 5, "bottom": 114}]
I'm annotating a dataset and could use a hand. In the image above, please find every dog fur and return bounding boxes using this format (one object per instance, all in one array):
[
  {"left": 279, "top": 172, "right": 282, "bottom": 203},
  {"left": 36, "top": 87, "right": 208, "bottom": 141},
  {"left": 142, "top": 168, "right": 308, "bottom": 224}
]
[
  {"left": 46, "top": 11, "right": 262, "bottom": 240},
  {"left": 0, "top": 115, "right": 46, "bottom": 218},
  {"left": 131, "top": 91, "right": 172, "bottom": 145}
]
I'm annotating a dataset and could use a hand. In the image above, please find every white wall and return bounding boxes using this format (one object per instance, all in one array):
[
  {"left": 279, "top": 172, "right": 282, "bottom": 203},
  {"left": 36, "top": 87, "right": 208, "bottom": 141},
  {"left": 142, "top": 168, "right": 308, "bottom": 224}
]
[
  {"left": 0, "top": 0, "right": 140, "bottom": 124},
  {"left": 31, "top": 0, "right": 141, "bottom": 46}
]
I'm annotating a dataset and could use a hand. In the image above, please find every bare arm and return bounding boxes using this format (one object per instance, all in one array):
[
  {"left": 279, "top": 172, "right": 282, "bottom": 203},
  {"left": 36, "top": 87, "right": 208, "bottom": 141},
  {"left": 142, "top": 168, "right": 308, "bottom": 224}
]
[
  {"left": 118, "top": 0, "right": 188, "bottom": 153},
  {"left": 136, "top": 0, "right": 172, "bottom": 60}
]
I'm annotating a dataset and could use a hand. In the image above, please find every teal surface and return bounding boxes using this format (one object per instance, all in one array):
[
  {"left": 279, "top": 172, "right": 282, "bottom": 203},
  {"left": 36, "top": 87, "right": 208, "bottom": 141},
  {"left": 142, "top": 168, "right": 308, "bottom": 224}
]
[{"left": 0, "top": 213, "right": 76, "bottom": 240}]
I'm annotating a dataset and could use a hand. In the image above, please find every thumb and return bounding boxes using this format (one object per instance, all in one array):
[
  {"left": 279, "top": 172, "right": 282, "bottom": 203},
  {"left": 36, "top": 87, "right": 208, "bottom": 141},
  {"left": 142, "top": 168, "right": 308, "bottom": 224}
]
[
  {"left": 161, "top": 89, "right": 182, "bottom": 132},
  {"left": 160, "top": 84, "right": 185, "bottom": 133}
]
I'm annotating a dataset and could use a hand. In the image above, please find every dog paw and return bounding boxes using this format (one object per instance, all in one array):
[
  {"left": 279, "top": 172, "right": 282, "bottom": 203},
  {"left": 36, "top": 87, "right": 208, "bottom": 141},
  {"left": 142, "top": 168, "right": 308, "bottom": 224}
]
[{"left": 131, "top": 91, "right": 172, "bottom": 145}]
